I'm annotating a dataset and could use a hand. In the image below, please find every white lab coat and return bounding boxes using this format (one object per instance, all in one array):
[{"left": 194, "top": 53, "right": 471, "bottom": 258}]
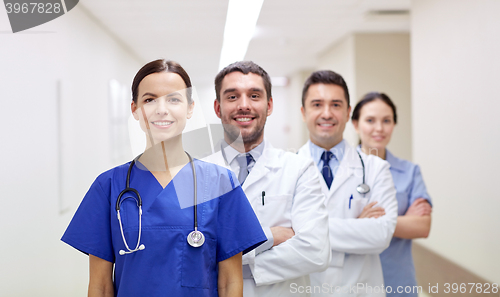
[
  {"left": 297, "top": 141, "right": 398, "bottom": 297},
  {"left": 205, "top": 141, "right": 330, "bottom": 297}
]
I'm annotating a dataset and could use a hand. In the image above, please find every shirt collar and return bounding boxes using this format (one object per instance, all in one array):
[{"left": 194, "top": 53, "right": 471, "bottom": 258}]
[
  {"left": 309, "top": 139, "right": 346, "bottom": 165},
  {"left": 222, "top": 139, "right": 265, "bottom": 165},
  {"left": 385, "top": 149, "right": 406, "bottom": 172}
]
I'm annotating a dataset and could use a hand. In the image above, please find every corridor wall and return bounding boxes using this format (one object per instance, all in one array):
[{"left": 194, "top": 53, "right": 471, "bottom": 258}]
[
  {"left": 411, "top": 0, "right": 500, "bottom": 283},
  {"left": 0, "top": 5, "right": 141, "bottom": 296}
]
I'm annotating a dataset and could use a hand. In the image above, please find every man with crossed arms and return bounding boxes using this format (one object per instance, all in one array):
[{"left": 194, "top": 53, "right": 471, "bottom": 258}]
[
  {"left": 206, "top": 61, "right": 330, "bottom": 297},
  {"left": 298, "top": 70, "right": 397, "bottom": 296}
]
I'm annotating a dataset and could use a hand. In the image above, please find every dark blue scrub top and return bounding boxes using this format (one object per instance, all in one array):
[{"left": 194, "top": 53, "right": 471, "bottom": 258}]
[{"left": 62, "top": 159, "right": 266, "bottom": 297}]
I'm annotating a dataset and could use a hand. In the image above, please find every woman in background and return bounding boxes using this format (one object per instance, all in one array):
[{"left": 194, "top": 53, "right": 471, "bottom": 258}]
[
  {"left": 352, "top": 92, "right": 432, "bottom": 297},
  {"left": 62, "top": 59, "right": 265, "bottom": 297}
]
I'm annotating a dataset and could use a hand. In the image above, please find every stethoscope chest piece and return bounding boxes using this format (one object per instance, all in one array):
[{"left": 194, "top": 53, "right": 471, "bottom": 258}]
[
  {"left": 355, "top": 150, "right": 371, "bottom": 195},
  {"left": 187, "top": 230, "right": 205, "bottom": 247},
  {"left": 356, "top": 183, "right": 371, "bottom": 194}
]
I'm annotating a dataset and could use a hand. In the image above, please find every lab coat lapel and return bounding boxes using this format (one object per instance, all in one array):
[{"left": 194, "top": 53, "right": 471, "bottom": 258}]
[
  {"left": 203, "top": 142, "right": 273, "bottom": 195},
  {"left": 298, "top": 141, "right": 360, "bottom": 196},
  {"left": 329, "top": 144, "right": 359, "bottom": 196},
  {"left": 242, "top": 142, "right": 273, "bottom": 194},
  {"left": 202, "top": 147, "right": 230, "bottom": 170},
  {"left": 298, "top": 142, "right": 330, "bottom": 194}
]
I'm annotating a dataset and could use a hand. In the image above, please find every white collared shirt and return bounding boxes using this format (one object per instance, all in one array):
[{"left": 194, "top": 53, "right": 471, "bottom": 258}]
[{"left": 222, "top": 139, "right": 265, "bottom": 176}]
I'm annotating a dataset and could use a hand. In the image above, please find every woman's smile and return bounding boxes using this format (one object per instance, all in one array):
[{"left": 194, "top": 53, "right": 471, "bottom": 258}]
[{"left": 151, "top": 120, "right": 174, "bottom": 128}]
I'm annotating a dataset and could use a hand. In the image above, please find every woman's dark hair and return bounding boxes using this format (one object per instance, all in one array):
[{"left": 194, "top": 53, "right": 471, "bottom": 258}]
[
  {"left": 351, "top": 92, "right": 397, "bottom": 124},
  {"left": 132, "top": 59, "right": 192, "bottom": 104}
]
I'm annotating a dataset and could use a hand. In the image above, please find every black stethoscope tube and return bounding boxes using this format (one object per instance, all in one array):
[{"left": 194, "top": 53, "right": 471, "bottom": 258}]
[
  {"left": 116, "top": 152, "right": 204, "bottom": 254},
  {"left": 356, "top": 150, "right": 371, "bottom": 194},
  {"left": 116, "top": 154, "right": 143, "bottom": 212},
  {"left": 187, "top": 153, "right": 198, "bottom": 230}
]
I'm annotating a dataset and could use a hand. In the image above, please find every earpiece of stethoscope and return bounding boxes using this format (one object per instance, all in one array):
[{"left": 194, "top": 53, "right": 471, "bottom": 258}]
[
  {"left": 356, "top": 150, "right": 371, "bottom": 194},
  {"left": 186, "top": 152, "right": 205, "bottom": 248},
  {"left": 119, "top": 244, "right": 145, "bottom": 255}
]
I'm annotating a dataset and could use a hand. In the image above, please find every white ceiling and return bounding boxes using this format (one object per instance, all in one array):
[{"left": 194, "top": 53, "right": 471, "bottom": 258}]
[{"left": 80, "top": 0, "right": 410, "bottom": 88}]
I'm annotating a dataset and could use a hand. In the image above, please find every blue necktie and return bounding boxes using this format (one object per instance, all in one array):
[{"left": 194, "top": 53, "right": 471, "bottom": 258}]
[
  {"left": 321, "top": 151, "right": 335, "bottom": 189},
  {"left": 236, "top": 153, "right": 254, "bottom": 185}
]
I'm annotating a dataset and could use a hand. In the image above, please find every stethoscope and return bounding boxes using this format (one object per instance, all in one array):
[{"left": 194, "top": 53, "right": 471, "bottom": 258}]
[
  {"left": 355, "top": 150, "right": 370, "bottom": 195},
  {"left": 116, "top": 152, "right": 205, "bottom": 256},
  {"left": 221, "top": 142, "right": 370, "bottom": 194}
]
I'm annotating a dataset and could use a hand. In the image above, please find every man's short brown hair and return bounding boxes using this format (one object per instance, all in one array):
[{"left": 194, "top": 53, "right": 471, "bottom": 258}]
[{"left": 215, "top": 61, "right": 272, "bottom": 101}]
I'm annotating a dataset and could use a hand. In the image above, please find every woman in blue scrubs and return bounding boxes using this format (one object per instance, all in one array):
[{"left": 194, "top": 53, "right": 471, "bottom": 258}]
[
  {"left": 351, "top": 92, "right": 432, "bottom": 297},
  {"left": 62, "top": 59, "right": 266, "bottom": 297}
]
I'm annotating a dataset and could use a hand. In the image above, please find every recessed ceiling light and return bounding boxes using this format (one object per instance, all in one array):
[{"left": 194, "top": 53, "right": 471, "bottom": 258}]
[
  {"left": 218, "top": 0, "right": 265, "bottom": 70},
  {"left": 367, "top": 9, "right": 410, "bottom": 16}
]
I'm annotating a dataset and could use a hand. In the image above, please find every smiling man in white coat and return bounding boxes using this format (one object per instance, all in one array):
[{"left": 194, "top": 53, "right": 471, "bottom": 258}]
[
  {"left": 206, "top": 61, "right": 330, "bottom": 297},
  {"left": 297, "top": 70, "right": 398, "bottom": 296}
]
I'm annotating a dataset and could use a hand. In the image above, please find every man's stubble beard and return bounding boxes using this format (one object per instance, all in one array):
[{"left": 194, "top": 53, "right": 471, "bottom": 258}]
[{"left": 221, "top": 110, "right": 267, "bottom": 147}]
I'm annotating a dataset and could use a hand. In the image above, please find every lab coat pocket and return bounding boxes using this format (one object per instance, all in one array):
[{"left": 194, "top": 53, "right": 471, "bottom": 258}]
[
  {"left": 350, "top": 197, "right": 369, "bottom": 218},
  {"left": 258, "top": 194, "right": 292, "bottom": 226},
  {"left": 181, "top": 236, "right": 216, "bottom": 289}
]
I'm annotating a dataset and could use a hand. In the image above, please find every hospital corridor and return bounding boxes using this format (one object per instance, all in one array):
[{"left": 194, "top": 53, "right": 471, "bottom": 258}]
[{"left": 0, "top": 0, "right": 499, "bottom": 296}]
